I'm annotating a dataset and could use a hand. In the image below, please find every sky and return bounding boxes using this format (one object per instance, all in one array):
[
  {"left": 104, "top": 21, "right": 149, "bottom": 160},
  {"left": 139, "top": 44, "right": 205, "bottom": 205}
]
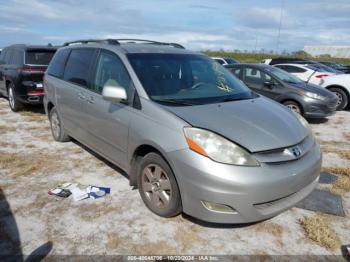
[{"left": 0, "top": 0, "right": 349, "bottom": 52}]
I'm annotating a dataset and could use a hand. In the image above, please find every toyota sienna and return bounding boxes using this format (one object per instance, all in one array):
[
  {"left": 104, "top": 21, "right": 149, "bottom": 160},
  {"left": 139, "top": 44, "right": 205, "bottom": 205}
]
[{"left": 44, "top": 39, "right": 321, "bottom": 223}]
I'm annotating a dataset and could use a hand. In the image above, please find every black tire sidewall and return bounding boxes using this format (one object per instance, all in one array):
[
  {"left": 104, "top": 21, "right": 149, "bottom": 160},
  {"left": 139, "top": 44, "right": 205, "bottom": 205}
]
[
  {"left": 330, "top": 88, "right": 348, "bottom": 111},
  {"left": 137, "top": 152, "right": 182, "bottom": 217},
  {"left": 8, "top": 84, "right": 22, "bottom": 112}
]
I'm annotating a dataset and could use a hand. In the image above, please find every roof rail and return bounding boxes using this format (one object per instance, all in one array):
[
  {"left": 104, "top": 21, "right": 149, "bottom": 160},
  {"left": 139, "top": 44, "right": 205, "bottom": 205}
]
[
  {"left": 115, "top": 39, "right": 185, "bottom": 49},
  {"left": 63, "top": 38, "right": 185, "bottom": 49},
  {"left": 63, "top": 39, "right": 120, "bottom": 46}
]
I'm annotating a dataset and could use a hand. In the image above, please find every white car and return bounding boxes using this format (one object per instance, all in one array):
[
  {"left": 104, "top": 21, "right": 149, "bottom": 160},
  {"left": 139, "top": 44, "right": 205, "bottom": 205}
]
[
  {"left": 273, "top": 64, "right": 336, "bottom": 86},
  {"left": 211, "top": 57, "right": 239, "bottom": 65},
  {"left": 319, "top": 74, "right": 350, "bottom": 110}
]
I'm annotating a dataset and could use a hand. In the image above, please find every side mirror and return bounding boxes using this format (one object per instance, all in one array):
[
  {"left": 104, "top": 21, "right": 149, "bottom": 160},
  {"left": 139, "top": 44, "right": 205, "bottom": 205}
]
[
  {"left": 102, "top": 85, "right": 127, "bottom": 103},
  {"left": 264, "top": 81, "right": 275, "bottom": 89}
]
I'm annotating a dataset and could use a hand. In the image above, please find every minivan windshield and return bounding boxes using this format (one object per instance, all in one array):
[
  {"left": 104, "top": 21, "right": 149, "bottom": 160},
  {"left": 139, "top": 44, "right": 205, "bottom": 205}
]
[
  {"left": 266, "top": 66, "right": 303, "bottom": 84},
  {"left": 25, "top": 49, "right": 56, "bottom": 65},
  {"left": 127, "top": 54, "right": 254, "bottom": 105}
]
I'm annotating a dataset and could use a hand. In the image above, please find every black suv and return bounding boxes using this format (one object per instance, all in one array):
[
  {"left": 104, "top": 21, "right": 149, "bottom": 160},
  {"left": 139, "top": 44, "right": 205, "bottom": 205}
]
[
  {"left": 226, "top": 63, "right": 338, "bottom": 119},
  {"left": 0, "top": 44, "right": 57, "bottom": 111}
]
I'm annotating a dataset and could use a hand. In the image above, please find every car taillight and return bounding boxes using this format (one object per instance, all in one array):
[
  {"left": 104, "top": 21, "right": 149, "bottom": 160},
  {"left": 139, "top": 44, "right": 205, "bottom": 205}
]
[
  {"left": 315, "top": 74, "right": 329, "bottom": 78},
  {"left": 17, "top": 67, "right": 45, "bottom": 74}
]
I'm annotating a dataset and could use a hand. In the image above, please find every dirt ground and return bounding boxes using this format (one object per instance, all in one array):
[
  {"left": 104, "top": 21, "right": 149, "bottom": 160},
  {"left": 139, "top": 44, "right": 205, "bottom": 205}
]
[{"left": 0, "top": 97, "right": 349, "bottom": 256}]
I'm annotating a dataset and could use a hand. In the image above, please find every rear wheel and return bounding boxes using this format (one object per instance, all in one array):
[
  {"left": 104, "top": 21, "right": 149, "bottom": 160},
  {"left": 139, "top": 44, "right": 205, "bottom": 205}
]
[
  {"left": 283, "top": 100, "right": 302, "bottom": 115},
  {"left": 8, "top": 83, "right": 23, "bottom": 112},
  {"left": 137, "top": 153, "right": 182, "bottom": 218},
  {"left": 329, "top": 87, "right": 348, "bottom": 111},
  {"left": 49, "top": 107, "right": 70, "bottom": 142}
]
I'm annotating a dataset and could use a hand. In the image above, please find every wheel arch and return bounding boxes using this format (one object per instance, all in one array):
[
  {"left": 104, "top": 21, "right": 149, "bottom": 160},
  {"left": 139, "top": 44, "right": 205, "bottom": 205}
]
[
  {"left": 129, "top": 144, "right": 174, "bottom": 187},
  {"left": 325, "top": 85, "right": 350, "bottom": 98},
  {"left": 280, "top": 98, "right": 304, "bottom": 114}
]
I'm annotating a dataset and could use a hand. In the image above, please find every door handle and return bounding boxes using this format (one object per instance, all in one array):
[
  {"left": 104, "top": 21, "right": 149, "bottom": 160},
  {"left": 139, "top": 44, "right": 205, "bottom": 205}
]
[
  {"left": 86, "top": 96, "right": 94, "bottom": 104},
  {"left": 77, "top": 92, "right": 86, "bottom": 100}
]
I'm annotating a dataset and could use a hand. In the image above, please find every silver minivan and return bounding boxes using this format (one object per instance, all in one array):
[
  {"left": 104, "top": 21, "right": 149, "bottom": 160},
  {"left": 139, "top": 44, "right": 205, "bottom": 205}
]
[{"left": 44, "top": 39, "right": 322, "bottom": 223}]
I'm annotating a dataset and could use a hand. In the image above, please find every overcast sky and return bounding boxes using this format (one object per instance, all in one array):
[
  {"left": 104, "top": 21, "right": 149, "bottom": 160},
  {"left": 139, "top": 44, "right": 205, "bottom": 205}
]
[{"left": 0, "top": 0, "right": 349, "bottom": 52}]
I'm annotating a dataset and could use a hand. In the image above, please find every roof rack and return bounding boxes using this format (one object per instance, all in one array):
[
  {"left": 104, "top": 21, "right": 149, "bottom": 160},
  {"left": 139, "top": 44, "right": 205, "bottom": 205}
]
[
  {"left": 63, "top": 39, "right": 120, "bottom": 46},
  {"left": 63, "top": 38, "right": 185, "bottom": 49},
  {"left": 115, "top": 39, "right": 185, "bottom": 49}
]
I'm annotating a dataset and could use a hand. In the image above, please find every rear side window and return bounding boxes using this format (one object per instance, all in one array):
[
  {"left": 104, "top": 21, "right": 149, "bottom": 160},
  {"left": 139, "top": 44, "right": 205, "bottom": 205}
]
[
  {"left": 4, "top": 49, "right": 13, "bottom": 64},
  {"left": 47, "top": 49, "right": 70, "bottom": 78},
  {"left": 25, "top": 50, "right": 56, "bottom": 65},
  {"left": 63, "top": 48, "right": 96, "bottom": 87},
  {"left": 12, "top": 50, "right": 23, "bottom": 65},
  {"left": 214, "top": 59, "right": 225, "bottom": 65}
]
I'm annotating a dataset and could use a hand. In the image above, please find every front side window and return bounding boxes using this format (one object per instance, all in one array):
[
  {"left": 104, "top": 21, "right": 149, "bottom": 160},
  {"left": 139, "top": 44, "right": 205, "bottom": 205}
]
[
  {"left": 25, "top": 49, "right": 56, "bottom": 65},
  {"left": 93, "top": 50, "right": 131, "bottom": 95},
  {"left": 244, "top": 68, "right": 264, "bottom": 85},
  {"left": 127, "top": 54, "right": 254, "bottom": 105},
  {"left": 63, "top": 48, "right": 96, "bottom": 87}
]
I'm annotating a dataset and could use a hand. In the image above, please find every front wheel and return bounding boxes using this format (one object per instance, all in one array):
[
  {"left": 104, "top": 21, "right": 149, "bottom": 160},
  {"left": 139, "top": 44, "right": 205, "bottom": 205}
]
[
  {"left": 8, "top": 84, "right": 23, "bottom": 112},
  {"left": 329, "top": 87, "right": 348, "bottom": 111},
  {"left": 49, "top": 107, "right": 70, "bottom": 142},
  {"left": 283, "top": 100, "right": 302, "bottom": 115},
  {"left": 137, "top": 153, "right": 182, "bottom": 218}
]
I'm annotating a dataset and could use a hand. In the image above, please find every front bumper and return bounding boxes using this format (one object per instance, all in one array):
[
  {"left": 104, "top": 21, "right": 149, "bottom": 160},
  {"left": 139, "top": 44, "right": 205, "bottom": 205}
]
[
  {"left": 302, "top": 97, "right": 338, "bottom": 118},
  {"left": 168, "top": 142, "right": 322, "bottom": 224}
]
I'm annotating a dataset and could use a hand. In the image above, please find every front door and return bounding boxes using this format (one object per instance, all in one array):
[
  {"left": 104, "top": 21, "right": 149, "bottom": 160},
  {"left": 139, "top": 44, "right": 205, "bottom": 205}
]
[{"left": 83, "top": 50, "right": 133, "bottom": 169}]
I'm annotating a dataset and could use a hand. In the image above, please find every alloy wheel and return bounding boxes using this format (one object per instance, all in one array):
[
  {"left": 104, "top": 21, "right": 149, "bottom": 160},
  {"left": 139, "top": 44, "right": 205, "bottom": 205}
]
[
  {"left": 286, "top": 104, "right": 301, "bottom": 114},
  {"left": 50, "top": 111, "right": 60, "bottom": 139},
  {"left": 141, "top": 164, "right": 172, "bottom": 209},
  {"left": 334, "top": 92, "right": 343, "bottom": 106},
  {"left": 8, "top": 87, "right": 15, "bottom": 109}
]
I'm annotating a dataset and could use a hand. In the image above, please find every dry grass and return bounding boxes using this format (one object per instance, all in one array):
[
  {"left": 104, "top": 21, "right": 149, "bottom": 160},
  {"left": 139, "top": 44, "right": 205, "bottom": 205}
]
[
  {"left": 322, "top": 166, "right": 350, "bottom": 193},
  {"left": 0, "top": 141, "right": 16, "bottom": 148},
  {"left": 0, "top": 125, "right": 16, "bottom": 133},
  {"left": 0, "top": 150, "right": 66, "bottom": 176},
  {"left": 344, "top": 132, "right": 350, "bottom": 142},
  {"left": 19, "top": 111, "right": 47, "bottom": 122},
  {"left": 254, "top": 222, "right": 284, "bottom": 238},
  {"left": 321, "top": 146, "right": 350, "bottom": 160},
  {"left": 299, "top": 214, "right": 341, "bottom": 250},
  {"left": 322, "top": 166, "right": 350, "bottom": 177}
]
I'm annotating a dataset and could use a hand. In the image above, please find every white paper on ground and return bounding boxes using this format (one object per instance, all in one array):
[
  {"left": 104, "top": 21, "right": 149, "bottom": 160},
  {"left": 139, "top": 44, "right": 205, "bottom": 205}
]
[{"left": 70, "top": 187, "right": 89, "bottom": 201}]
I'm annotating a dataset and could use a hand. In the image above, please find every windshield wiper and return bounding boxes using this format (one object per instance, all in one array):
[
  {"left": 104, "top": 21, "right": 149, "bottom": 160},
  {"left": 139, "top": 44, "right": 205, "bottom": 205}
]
[{"left": 154, "top": 99, "right": 194, "bottom": 106}]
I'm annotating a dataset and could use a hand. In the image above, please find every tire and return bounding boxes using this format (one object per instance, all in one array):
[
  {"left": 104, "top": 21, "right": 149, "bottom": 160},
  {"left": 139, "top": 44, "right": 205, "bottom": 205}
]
[
  {"left": 49, "top": 107, "right": 70, "bottom": 142},
  {"left": 329, "top": 87, "right": 348, "bottom": 111},
  {"left": 8, "top": 83, "right": 23, "bottom": 112},
  {"left": 137, "top": 152, "right": 182, "bottom": 217},
  {"left": 283, "top": 100, "right": 302, "bottom": 115}
]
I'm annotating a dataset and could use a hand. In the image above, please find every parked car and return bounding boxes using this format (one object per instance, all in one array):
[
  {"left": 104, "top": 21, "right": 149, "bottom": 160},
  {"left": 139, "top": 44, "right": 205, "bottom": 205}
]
[
  {"left": 0, "top": 44, "right": 57, "bottom": 111},
  {"left": 319, "top": 61, "right": 350, "bottom": 74},
  {"left": 44, "top": 39, "right": 321, "bottom": 224},
  {"left": 262, "top": 58, "right": 310, "bottom": 65},
  {"left": 211, "top": 57, "right": 239, "bottom": 65},
  {"left": 318, "top": 74, "right": 350, "bottom": 110},
  {"left": 273, "top": 63, "right": 336, "bottom": 86},
  {"left": 226, "top": 63, "right": 338, "bottom": 118}
]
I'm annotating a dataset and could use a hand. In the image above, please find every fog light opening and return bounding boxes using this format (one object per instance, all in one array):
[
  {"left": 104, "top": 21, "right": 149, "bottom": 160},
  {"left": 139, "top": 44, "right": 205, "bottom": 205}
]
[{"left": 201, "top": 201, "right": 237, "bottom": 214}]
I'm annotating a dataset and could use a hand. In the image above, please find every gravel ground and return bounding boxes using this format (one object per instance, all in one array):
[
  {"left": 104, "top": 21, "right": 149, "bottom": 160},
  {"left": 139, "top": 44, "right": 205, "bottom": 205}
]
[{"left": 0, "top": 97, "right": 349, "bottom": 257}]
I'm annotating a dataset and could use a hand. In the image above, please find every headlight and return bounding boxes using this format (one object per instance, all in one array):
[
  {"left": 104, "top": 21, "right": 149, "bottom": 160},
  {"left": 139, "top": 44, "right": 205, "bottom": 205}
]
[
  {"left": 299, "top": 90, "right": 326, "bottom": 101},
  {"left": 305, "top": 92, "right": 326, "bottom": 101},
  {"left": 183, "top": 127, "right": 259, "bottom": 166}
]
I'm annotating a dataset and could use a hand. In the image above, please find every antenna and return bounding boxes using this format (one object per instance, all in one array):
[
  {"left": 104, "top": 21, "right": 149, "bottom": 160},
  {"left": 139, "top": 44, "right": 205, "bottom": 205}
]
[{"left": 276, "top": 0, "right": 285, "bottom": 54}]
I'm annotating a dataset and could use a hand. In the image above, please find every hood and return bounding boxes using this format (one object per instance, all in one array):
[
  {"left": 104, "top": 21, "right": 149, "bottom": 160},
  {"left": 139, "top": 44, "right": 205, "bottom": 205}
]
[
  {"left": 164, "top": 97, "right": 308, "bottom": 152},
  {"left": 292, "top": 82, "right": 336, "bottom": 98}
]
